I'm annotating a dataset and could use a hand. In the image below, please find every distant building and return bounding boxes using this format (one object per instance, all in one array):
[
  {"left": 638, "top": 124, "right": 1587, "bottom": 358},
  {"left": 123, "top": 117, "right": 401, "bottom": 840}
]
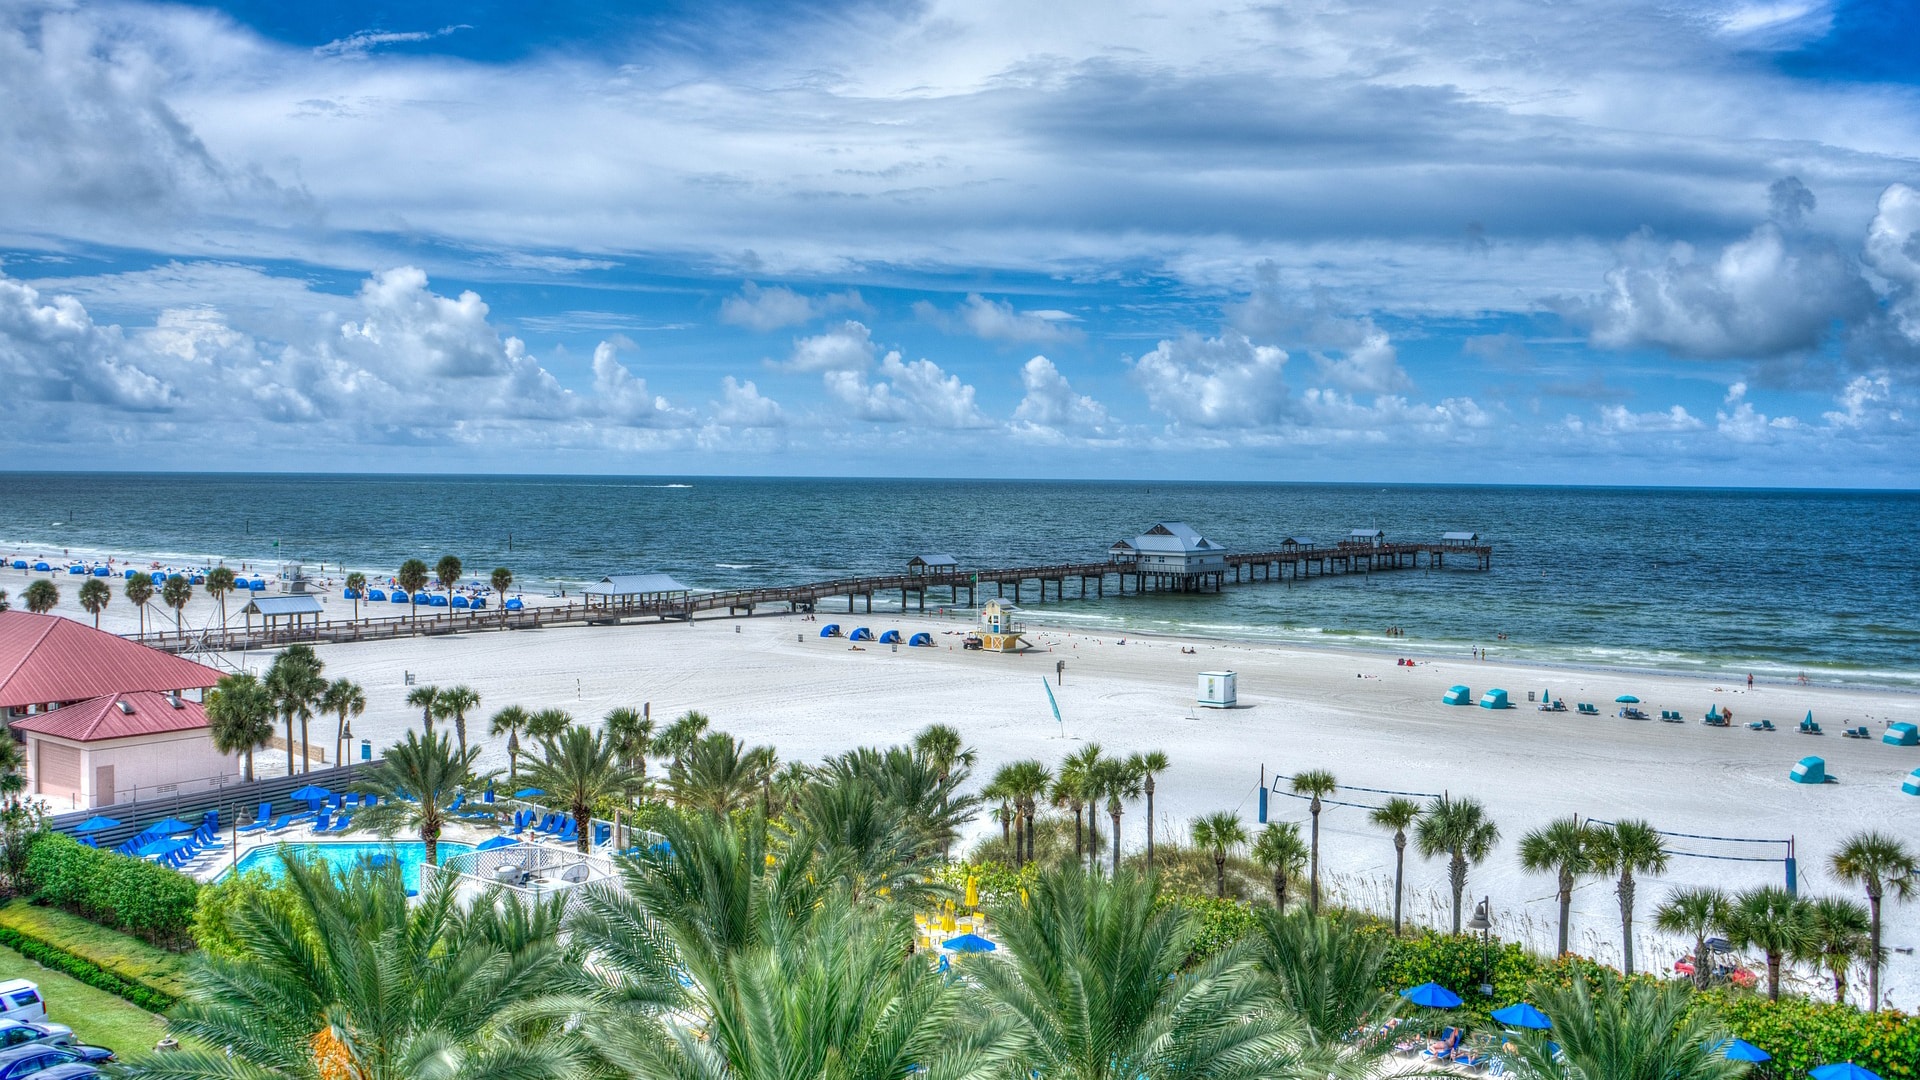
[
  {"left": 582, "top": 573, "right": 693, "bottom": 615},
  {"left": 1108, "top": 522, "right": 1228, "bottom": 576},
  {"left": 1347, "top": 528, "right": 1386, "bottom": 548},
  {"left": 0, "top": 610, "right": 222, "bottom": 721},
  {"left": 1441, "top": 531, "right": 1480, "bottom": 547},
  {"left": 907, "top": 554, "right": 958, "bottom": 577}
]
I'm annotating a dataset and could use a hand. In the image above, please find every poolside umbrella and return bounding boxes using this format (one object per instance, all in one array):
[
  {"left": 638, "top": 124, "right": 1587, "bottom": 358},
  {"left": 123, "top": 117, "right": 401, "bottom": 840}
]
[
  {"left": 147, "top": 816, "right": 197, "bottom": 835},
  {"left": 1616, "top": 695, "right": 1639, "bottom": 703},
  {"left": 73, "top": 815, "right": 121, "bottom": 834},
  {"left": 1490, "top": 1003, "right": 1552, "bottom": 1029},
  {"left": 1399, "top": 982, "right": 1463, "bottom": 1009},
  {"left": 1810, "top": 1066, "right": 1882, "bottom": 1080},
  {"left": 964, "top": 875, "right": 978, "bottom": 908},
  {"left": 941, "top": 933, "right": 997, "bottom": 953},
  {"left": 291, "top": 784, "right": 332, "bottom": 806},
  {"left": 137, "top": 837, "right": 188, "bottom": 857},
  {"left": 514, "top": 788, "right": 545, "bottom": 798},
  {"left": 476, "top": 836, "right": 519, "bottom": 852},
  {"left": 1715, "top": 1039, "right": 1770, "bottom": 1062}
]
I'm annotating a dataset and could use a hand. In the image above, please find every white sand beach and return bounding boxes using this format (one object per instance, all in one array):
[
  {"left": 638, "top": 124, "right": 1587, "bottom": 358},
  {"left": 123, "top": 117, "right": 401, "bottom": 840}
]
[{"left": 10, "top": 560, "right": 1920, "bottom": 1006}]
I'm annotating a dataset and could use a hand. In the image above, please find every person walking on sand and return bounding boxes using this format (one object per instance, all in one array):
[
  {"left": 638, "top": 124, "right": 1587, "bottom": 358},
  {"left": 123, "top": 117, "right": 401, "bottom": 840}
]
[{"left": 1748, "top": 673, "right": 1753, "bottom": 687}]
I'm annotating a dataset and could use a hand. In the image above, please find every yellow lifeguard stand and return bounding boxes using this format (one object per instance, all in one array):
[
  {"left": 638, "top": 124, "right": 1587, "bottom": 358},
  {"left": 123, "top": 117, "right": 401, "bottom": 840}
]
[{"left": 973, "top": 599, "right": 1030, "bottom": 652}]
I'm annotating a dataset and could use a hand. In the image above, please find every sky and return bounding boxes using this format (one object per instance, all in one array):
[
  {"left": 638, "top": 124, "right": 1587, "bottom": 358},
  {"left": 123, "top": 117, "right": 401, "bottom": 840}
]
[{"left": 2, "top": 0, "right": 1919, "bottom": 485}]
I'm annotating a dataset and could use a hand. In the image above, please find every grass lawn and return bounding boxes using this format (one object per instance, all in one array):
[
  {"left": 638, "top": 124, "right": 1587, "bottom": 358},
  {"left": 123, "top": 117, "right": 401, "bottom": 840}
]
[
  {"left": 0, "top": 946, "right": 170, "bottom": 1061},
  {"left": 0, "top": 900, "right": 192, "bottom": 1001}
]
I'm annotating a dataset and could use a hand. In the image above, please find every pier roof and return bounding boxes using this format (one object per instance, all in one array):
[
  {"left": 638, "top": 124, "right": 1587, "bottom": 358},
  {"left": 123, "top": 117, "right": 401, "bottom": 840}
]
[
  {"left": 1124, "top": 522, "right": 1226, "bottom": 555},
  {"left": 908, "top": 554, "right": 958, "bottom": 568},
  {"left": 585, "top": 573, "right": 693, "bottom": 596},
  {"left": 241, "top": 595, "right": 325, "bottom": 617}
]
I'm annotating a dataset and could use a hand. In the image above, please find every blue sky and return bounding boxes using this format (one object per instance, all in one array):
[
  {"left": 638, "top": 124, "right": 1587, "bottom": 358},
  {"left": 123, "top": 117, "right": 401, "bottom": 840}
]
[{"left": 2, "top": 0, "right": 1917, "bottom": 485}]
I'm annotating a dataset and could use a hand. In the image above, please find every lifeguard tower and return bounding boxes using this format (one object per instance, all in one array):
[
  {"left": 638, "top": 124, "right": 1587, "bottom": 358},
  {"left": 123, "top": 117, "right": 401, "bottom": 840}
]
[{"left": 973, "top": 600, "right": 1029, "bottom": 653}]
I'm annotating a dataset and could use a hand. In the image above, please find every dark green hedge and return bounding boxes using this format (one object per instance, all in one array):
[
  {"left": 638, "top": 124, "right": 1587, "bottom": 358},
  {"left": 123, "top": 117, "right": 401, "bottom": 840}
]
[
  {"left": 0, "top": 925, "right": 175, "bottom": 1012},
  {"left": 22, "top": 833, "right": 198, "bottom": 948}
]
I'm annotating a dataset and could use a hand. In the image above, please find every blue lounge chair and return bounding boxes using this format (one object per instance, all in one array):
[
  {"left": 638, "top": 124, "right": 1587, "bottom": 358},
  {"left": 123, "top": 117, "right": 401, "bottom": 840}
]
[
  {"left": 327, "top": 813, "right": 354, "bottom": 834},
  {"left": 236, "top": 802, "right": 275, "bottom": 834},
  {"left": 593, "top": 822, "right": 611, "bottom": 847},
  {"left": 267, "top": 813, "right": 309, "bottom": 834},
  {"left": 309, "top": 811, "right": 332, "bottom": 833},
  {"left": 555, "top": 821, "right": 579, "bottom": 845}
]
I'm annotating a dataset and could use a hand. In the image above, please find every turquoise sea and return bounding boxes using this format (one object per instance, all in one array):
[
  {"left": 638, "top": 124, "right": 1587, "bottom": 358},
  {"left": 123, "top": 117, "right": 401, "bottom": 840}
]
[{"left": 1, "top": 474, "right": 1915, "bottom": 688}]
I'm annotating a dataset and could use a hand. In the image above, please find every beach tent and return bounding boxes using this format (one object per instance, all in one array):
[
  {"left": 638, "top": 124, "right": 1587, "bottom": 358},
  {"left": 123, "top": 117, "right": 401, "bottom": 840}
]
[
  {"left": 248, "top": 578, "right": 266, "bottom": 590},
  {"left": 391, "top": 591, "right": 410, "bottom": 603},
  {"left": 451, "top": 595, "right": 469, "bottom": 608},
  {"left": 32, "top": 562, "right": 49, "bottom": 571},
  {"left": 819, "top": 623, "right": 841, "bottom": 638},
  {"left": 368, "top": 588, "right": 387, "bottom": 601},
  {"left": 504, "top": 598, "right": 523, "bottom": 611},
  {"left": 122, "top": 568, "right": 138, "bottom": 578},
  {"left": 850, "top": 627, "right": 875, "bottom": 641},
  {"left": 1885, "top": 723, "right": 1919, "bottom": 747},
  {"left": 1789, "top": 757, "right": 1827, "bottom": 785},
  {"left": 428, "top": 594, "right": 449, "bottom": 607},
  {"left": 879, "top": 630, "right": 904, "bottom": 643},
  {"left": 909, "top": 632, "right": 933, "bottom": 646},
  {"left": 1902, "top": 769, "right": 1920, "bottom": 797},
  {"left": 91, "top": 566, "right": 111, "bottom": 577},
  {"left": 1443, "top": 685, "right": 1472, "bottom": 706},
  {"left": 151, "top": 571, "right": 166, "bottom": 584},
  {"left": 343, "top": 587, "right": 361, "bottom": 599},
  {"left": 471, "top": 596, "right": 486, "bottom": 609},
  {"left": 8, "top": 560, "right": 23, "bottom": 569},
  {"left": 1480, "top": 688, "right": 1510, "bottom": 709}
]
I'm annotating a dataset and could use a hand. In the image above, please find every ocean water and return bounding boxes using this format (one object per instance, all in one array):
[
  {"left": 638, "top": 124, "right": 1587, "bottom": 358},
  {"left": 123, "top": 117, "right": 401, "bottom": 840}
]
[{"left": 2, "top": 473, "right": 1916, "bottom": 688}]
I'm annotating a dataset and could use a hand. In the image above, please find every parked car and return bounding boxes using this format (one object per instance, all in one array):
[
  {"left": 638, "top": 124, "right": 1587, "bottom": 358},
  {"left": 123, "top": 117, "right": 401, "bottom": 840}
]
[
  {"left": 0, "top": 983, "right": 43, "bottom": 1024},
  {"left": 0, "top": 1019, "right": 80, "bottom": 1051},
  {"left": 0, "top": 1044, "right": 85, "bottom": 1079},
  {"left": 32, "top": 1066, "right": 98, "bottom": 1080}
]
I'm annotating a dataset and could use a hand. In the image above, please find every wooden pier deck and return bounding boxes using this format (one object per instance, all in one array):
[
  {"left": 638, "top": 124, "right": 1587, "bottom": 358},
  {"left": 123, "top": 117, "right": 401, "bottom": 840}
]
[{"left": 126, "top": 538, "right": 1491, "bottom": 656}]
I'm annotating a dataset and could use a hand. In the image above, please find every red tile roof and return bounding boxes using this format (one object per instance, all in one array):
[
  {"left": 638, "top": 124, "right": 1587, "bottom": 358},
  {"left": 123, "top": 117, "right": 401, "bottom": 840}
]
[
  {"left": 9, "top": 691, "right": 209, "bottom": 742},
  {"left": 0, "top": 611, "right": 222, "bottom": 709}
]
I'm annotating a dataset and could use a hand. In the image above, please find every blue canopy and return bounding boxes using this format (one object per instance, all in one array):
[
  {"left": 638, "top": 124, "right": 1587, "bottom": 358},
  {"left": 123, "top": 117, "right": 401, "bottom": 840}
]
[
  {"left": 122, "top": 568, "right": 138, "bottom": 578},
  {"left": 343, "top": 587, "right": 360, "bottom": 599},
  {"left": 879, "top": 629, "right": 904, "bottom": 643},
  {"left": 9, "top": 560, "right": 24, "bottom": 569},
  {"left": 505, "top": 598, "right": 523, "bottom": 611},
  {"left": 368, "top": 588, "right": 387, "bottom": 601},
  {"left": 428, "top": 594, "right": 449, "bottom": 607},
  {"left": 820, "top": 624, "right": 841, "bottom": 638},
  {"left": 1714, "top": 1039, "right": 1771, "bottom": 1062},
  {"left": 392, "top": 591, "right": 411, "bottom": 603},
  {"left": 471, "top": 596, "right": 487, "bottom": 608},
  {"left": 248, "top": 578, "right": 266, "bottom": 590},
  {"left": 514, "top": 788, "right": 545, "bottom": 798},
  {"left": 291, "top": 784, "right": 332, "bottom": 803},
  {"left": 1615, "top": 694, "right": 1639, "bottom": 703},
  {"left": 137, "top": 837, "right": 189, "bottom": 857},
  {"left": 92, "top": 566, "right": 110, "bottom": 577},
  {"left": 1399, "top": 982, "right": 1463, "bottom": 1008},
  {"left": 1811, "top": 1065, "right": 1881, "bottom": 1080},
  {"left": 849, "top": 627, "right": 874, "bottom": 641},
  {"left": 941, "top": 933, "right": 997, "bottom": 952},
  {"left": 73, "top": 815, "right": 121, "bottom": 833},
  {"left": 476, "top": 836, "right": 520, "bottom": 851},
  {"left": 1491, "top": 1003, "right": 1552, "bottom": 1029},
  {"left": 909, "top": 632, "right": 933, "bottom": 646},
  {"left": 451, "top": 595, "right": 470, "bottom": 608},
  {"left": 32, "top": 562, "right": 49, "bottom": 571},
  {"left": 146, "top": 816, "right": 197, "bottom": 834},
  {"left": 151, "top": 571, "right": 166, "bottom": 584}
]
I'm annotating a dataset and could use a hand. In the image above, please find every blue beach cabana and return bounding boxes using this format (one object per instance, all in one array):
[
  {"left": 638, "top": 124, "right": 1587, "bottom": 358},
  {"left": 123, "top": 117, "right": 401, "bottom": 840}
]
[
  {"left": 1480, "top": 688, "right": 1510, "bottom": 709},
  {"left": 122, "top": 568, "right": 138, "bottom": 578},
  {"left": 9, "top": 560, "right": 24, "bottom": 569},
  {"left": 1443, "top": 685, "right": 1472, "bottom": 706},
  {"left": 471, "top": 596, "right": 486, "bottom": 609},
  {"left": 504, "top": 598, "right": 523, "bottom": 611},
  {"left": 391, "top": 590, "right": 411, "bottom": 603},
  {"left": 1902, "top": 769, "right": 1920, "bottom": 797},
  {"left": 343, "top": 586, "right": 361, "bottom": 599},
  {"left": 909, "top": 632, "right": 933, "bottom": 646},
  {"left": 367, "top": 588, "right": 387, "bottom": 601},
  {"left": 92, "top": 566, "right": 110, "bottom": 577},
  {"left": 879, "top": 630, "right": 904, "bottom": 644},
  {"left": 819, "top": 623, "right": 841, "bottom": 638},
  {"left": 248, "top": 578, "right": 266, "bottom": 590},
  {"left": 1883, "top": 723, "right": 1918, "bottom": 746},
  {"left": 150, "top": 571, "right": 166, "bottom": 584},
  {"left": 451, "top": 595, "right": 470, "bottom": 608},
  {"left": 849, "top": 627, "right": 875, "bottom": 641},
  {"left": 32, "top": 561, "right": 50, "bottom": 571},
  {"left": 1789, "top": 757, "right": 1828, "bottom": 785}
]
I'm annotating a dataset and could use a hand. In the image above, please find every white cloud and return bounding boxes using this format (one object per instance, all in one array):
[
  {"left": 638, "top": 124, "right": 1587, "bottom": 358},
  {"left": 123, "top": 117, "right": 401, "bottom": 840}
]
[
  {"left": 712, "top": 376, "right": 785, "bottom": 427},
  {"left": 313, "top": 25, "right": 470, "bottom": 59},
  {"left": 917, "top": 294, "right": 1085, "bottom": 344},
  {"left": 1716, "top": 381, "right": 1799, "bottom": 441},
  {"left": 1131, "top": 332, "right": 1291, "bottom": 428},
  {"left": 781, "top": 320, "right": 878, "bottom": 372},
  {"left": 590, "top": 341, "right": 687, "bottom": 427},
  {"left": 1822, "top": 374, "right": 1902, "bottom": 429},
  {"left": 824, "top": 351, "right": 991, "bottom": 428},
  {"left": 1012, "top": 355, "right": 1111, "bottom": 436},
  {"left": 1863, "top": 183, "right": 1920, "bottom": 359},
  {"left": 1313, "top": 326, "right": 1410, "bottom": 395},
  {"left": 722, "top": 283, "right": 865, "bottom": 332},
  {"left": 0, "top": 275, "right": 175, "bottom": 409},
  {"left": 1582, "top": 403, "right": 1707, "bottom": 434}
]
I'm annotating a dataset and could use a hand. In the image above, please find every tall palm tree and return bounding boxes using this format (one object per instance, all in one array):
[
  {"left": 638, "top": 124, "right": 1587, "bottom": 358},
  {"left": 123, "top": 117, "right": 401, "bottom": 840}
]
[
  {"left": 124, "top": 574, "right": 153, "bottom": 634},
  {"left": 1053, "top": 743, "right": 1105, "bottom": 868},
  {"left": 1000, "top": 759, "right": 1052, "bottom": 868},
  {"left": 489, "top": 706, "right": 532, "bottom": 782},
  {"left": 1251, "top": 822, "right": 1308, "bottom": 910},
  {"left": 121, "top": 852, "right": 579, "bottom": 1080},
  {"left": 0, "top": 589, "right": 9, "bottom": 612},
  {"left": 21, "top": 579, "right": 57, "bottom": 614},
  {"left": 1829, "top": 830, "right": 1917, "bottom": 1012},
  {"left": 1415, "top": 794, "right": 1500, "bottom": 933},
  {"left": 519, "top": 725, "right": 638, "bottom": 853},
  {"left": 205, "top": 673, "right": 275, "bottom": 783},
  {"left": 319, "top": 678, "right": 366, "bottom": 773},
  {"left": 435, "top": 684, "right": 481, "bottom": 759},
  {"left": 406, "top": 684, "right": 440, "bottom": 735},
  {"left": 1255, "top": 907, "right": 1401, "bottom": 1058},
  {"left": 1132, "top": 750, "right": 1169, "bottom": 870},
  {"left": 350, "top": 729, "right": 481, "bottom": 867},
  {"left": 342, "top": 570, "right": 365, "bottom": 621},
  {"left": 435, "top": 554, "right": 463, "bottom": 618},
  {"left": 1655, "top": 886, "right": 1729, "bottom": 990},
  {"left": 1192, "top": 811, "right": 1248, "bottom": 899},
  {"left": 1369, "top": 796, "right": 1422, "bottom": 935},
  {"left": 1519, "top": 815, "right": 1594, "bottom": 957},
  {"left": 397, "top": 558, "right": 429, "bottom": 624},
  {"left": 667, "top": 731, "right": 772, "bottom": 818},
  {"left": 265, "top": 644, "right": 325, "bottom": 775},
  {"left": 975, "top": 867, "right": 1318, "bottom": 1080},
  {"left": 1723, "top": 885, "right": 1812, "bottom": 1001},
  {"left": 1587, "top": 818, "right": 1669, "bottom": 976},
  {"left": 1496, "top": 970, "right": 1746, "bottom": 1080},
  {"left": 161, "top": 573, "right": 192, "bottom": 639},
  {"left": 1806, "top": 895, "right": 1872, "bottom": 1005},
  {"left": 818, "top": 744, "right": 976, "bottom": 861},
  {"left": 912, "top": 722, "right": 975, "bottom": 859},
  {"left": 527, "top": 707, "right": 573, "bottom": 740},
  {"left": 1289, "top": 769, "right": 1338, "bottom": 914},
  {"left": 653, "top": 710, "right": 711, "bottom": 778},
  {"left": 982, "top": 770, "right": 1015, "bottom": 852},
  {"left": 205, "top": 566, "right": 236, "bottom": 627},
  {"left": 77, "top": 577, "right": 109, "bottom": 627},
  {"left": 490, "top": 566, "right": 513, "bottom": 627},
  {"left": 1093, "top": 755, "right": 1142, "bottom": 874},
  {"left": 604, "top": 706, "right": 654, "bottom": 790}
]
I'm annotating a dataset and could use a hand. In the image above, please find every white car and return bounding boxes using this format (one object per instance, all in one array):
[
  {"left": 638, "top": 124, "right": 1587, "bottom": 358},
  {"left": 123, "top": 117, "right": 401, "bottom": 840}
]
[{"left": 0, "top": 983, "right": 43, "bottom": 1025}]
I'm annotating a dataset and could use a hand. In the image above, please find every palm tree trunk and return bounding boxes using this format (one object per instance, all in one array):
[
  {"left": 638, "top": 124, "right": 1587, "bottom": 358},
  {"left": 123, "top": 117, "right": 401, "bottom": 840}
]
[
  {"left": 299, "top": 713, "right": 310, "bottom": 773},
  {"left": 1145, "top": 778, "right": 1156, "bottom": 870},
  {"left": 1692, "top": 934, "right": 1709, "bottom": 990},
  {"left": 244, "top": 748, "right": 255, "bottom": 783},
  {"left": 1392, "top": 832, "right": 1407, "bottom": 935},
  {"left": 424, "top": 821, "right": 438, "bottom": 870},
  {"left": 1832, "top": 964, "right": 1846, "bottom": 1004},
  {"left": 576, "top": 802, "right": 591, "bottom": 854},
  {"left": 1214, "top": 853, "right": 1226, "bottom": 898},
  {"left": 1868, "top": 889, "right": 1882, "bottom": 1011},
  {"left": 1557, "top": 873, "right": 1572, "bottom": 956},
  {"left": 1767, "top": 953, "right": 1782, "bottom": 1001},
  {"left": 1073, "top": 803, "right": 1083, "bottom": 860},
  {"left": 1273, "top": 864, "right": 1285, "bottom": 908},
  {"left": 456, "top": 715, "right": 467, "bottom": 759},
  {"left": 1449, "top": 853, "right": 1467, "bottom": 933},
  {"left": 1023, "top": 809, "right": 1035, "bottom": 865},
  {"left": 1308, "top": 800, "right": 1321, "bottom": 915},
  {"left": 508, "top": 730, "right": 519, "bottom": 781},
  {"left": 999, "top": 806, "right": 1011, "bottom": 848},
  {"left": 1619, "top": 871, "right": 1636, "bottom": 976},
  {"left": 285, "top": 712, "right": 296, "bottom": 776},
  {"left": 1110, "top": 805, "right": 1122, "bottom": 875}
]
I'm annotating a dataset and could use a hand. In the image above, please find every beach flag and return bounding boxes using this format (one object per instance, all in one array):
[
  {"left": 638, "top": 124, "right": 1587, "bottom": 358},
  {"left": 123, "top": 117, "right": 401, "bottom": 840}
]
[{"left": 1042, "top": 678, "right": 1063, "bottom": 732}]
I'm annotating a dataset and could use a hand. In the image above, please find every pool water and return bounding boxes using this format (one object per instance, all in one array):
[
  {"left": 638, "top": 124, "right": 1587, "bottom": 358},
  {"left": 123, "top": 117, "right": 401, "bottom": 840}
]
[{"left": 219, "top": 841, "right": 476, "bottom": 892}]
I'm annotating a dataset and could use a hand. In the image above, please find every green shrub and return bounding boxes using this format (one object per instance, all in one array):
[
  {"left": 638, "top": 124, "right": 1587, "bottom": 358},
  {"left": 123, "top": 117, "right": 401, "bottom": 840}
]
[
  {"left": 22, "top": 834, "right": 198, "bottom": 948},
  {"left": 0, "top": 901, "right": 189, "bottom": 1001},
  {"left": 1171, "top": 895, "right": 1260, "bottom": 965},
  {"left": 1702, "top": 992, "right": 1919, "bottom": 1080},
  {"left": 0, "top": 926, "right": 174, "bottom": 1011},
  {"left": 192, "top": 868, "right": 314, "bottom": 960}
]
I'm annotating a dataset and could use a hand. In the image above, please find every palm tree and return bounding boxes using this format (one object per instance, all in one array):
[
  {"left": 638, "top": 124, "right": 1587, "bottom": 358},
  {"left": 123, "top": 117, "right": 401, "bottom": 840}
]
[
  {"left": 406, "top": 684, "right": 440, "bottom": 735},
  {"left": 1587, "top": 818, "right": 1669, "bottom": 976},
  {"left": 490, "top": 566, "right": 513, "bottom": 627},
  {"left": 653, "top": 710, "right": 711, "bottom": 777},
  {"left": 912, "top": 722, "right": 975, "bottom": 858},
  {"left": 435, "top": 554, "right": 462, "bottom": 617},
  {"left": 435, "top": 684, "right": 480, "bottom": 759},
  {"left": 319, "top": 678, "right": 365, "bottom": 772},
  {"left": 527, "top": 707, "right": 572, "bottom": 740},
  {"left": 1829, "top": 830, "right": 1917, "bottom": 1012},
  {"left": 982, "top": 770, "right": 1015, "bottom": 851},
  {"left": 489, "top": 706, "right": 532, "bottom": 782},
  {"left": 205, "top": 566, "right": 236, "bottom": 627},
  {"left": 122, "top": 852, "right": 578, "bottom": 1080},
  {"left": 124, "top": 574, "right": 153, "bottom": 634},
  {"left": 1255, "top": 907, "right": 1401, "bottom": 1058},
  {"left": 999, "top": 759, "right": 1052, "bottom": 868},
  {"left": 1519, "top": 815, "right": 1593, "bottom": 957},
  {"left": 398, "top": 557, "right": 429, "bottom": 624},
  {"left": 1496, "top": 970, "right": 1746, "bottom": 1080},
  {"left": 342, "top": 570, "right": 365, "bottom": 621},
  {"left": 1191, "top": 811, "right": 1248, "bottom": 898},
  {"left": 205, "top": 673, "right": 275, "bottom": 783},
  {"left": 1655, "top": 886, "right": 1729, "bottom": 990},
  {"left": 21, "top": 579, "right": 56, "bottom": 614},
  {"left": 519, "top": 725, "right": 638, "bottom": 852},
  {"left": 973, "top": 867, "right": 1319, "bottom": 1080},
  {"left": 1415, "top": 794, "right": 1500, "bottom": 933},
  {"left": 264, "top": 644, "right": 325, "bottom": 775},
  {"left": 667, "top": 731, "right": 772, "bottom": 818},
  {"left": 350, "top": 729, "right": 481, "bottom": 867},
  {"left": 1806, "top": 895, "right": 1872, "bottom": 1004},
  {"left": 1723, "top": 885, "right": 1812, "bottom": 1001},
  {"left": 1093, "top": 755, "right": 1142, "bottom": 874},
  {"left": 1251, "top": 822, "right": 1309, "bottom": 910},
  {"left": 77, "top": 578, "right": 109, "bottom": 627},
  {"left": 604, "top": 706, "right": 654, "bottom": 790},
  {"left": 1369, "top": 796, "right": 1422, "bottom": 935},
  {"left": 1289, "top": 769, "right": 1338, "bottom": 914},
  {"left": 1053, "top": 743, "right": 1104, "bottom": 869},
  {"left": 0, "top": 589, "right": 8, "bottom": 612},
  {"left": 161, "top": 573, "right": 192, "bottom": 638},
  {"left": 1132, "top": 749, "right": 1169, "bottom": 870}
]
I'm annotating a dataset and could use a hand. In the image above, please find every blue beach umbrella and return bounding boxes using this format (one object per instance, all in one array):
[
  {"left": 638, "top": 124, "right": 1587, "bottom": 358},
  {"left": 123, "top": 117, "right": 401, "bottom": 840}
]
[
  {"left": 1399, "top": 982, "right": 1463, "bottom": 1008},
  {"left": 73, "top": 815, "right": 121, "bottom": 834},
  {"left": 1490, "top": 1003, "right": 1552, "bottom": 1029},
  {"left": 291, "top": 784, "right": 332, "bottom": 806},
  {"left": 137, "top": 837, "right": 188, "bottom": 857},
  {"left": 1810, "top": 1066, "right": 1882, "bottom": 1080},
  {"left": 514, "top": 788, "right": 545, "bottom": 798},
  {"left": 146, "top": 816, "right": 197, "bottom": 834},
  {"left": 476, "top": 836, "right": 520, "bottom": 852},
  {"left": 1616, "top": 694, "right": 1639, "bottom": 703},
  {"left": 941, "top": 933, "right": 997, "bottom": 953},
  {"left": 1713, "top": 1039, "right": 1771, "bottom": 1062}
]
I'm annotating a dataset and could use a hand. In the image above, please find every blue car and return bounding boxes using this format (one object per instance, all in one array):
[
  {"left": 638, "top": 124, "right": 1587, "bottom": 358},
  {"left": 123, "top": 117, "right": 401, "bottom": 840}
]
[
  {"left": 34, "top": 1065, "right": 100, "bottom": 1080},
  {"left": 0, "top": 1045, "right": 88, "bottom": 1079}
]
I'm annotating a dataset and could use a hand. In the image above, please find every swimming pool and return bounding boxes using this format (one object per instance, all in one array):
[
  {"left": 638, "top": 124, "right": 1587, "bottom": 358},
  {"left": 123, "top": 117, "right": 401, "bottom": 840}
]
[{"left": 219, "top": 841, "right": 476, "bottom": 891}]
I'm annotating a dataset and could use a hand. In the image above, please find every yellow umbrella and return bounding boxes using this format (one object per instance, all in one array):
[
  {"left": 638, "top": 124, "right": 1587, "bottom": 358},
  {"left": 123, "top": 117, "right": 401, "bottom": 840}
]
[
  {"left": 942, "top": 906, "right": 956, "bottom": 932},
  {"left": 964, "top": 875, "right": 978, "bottom": 908}
]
